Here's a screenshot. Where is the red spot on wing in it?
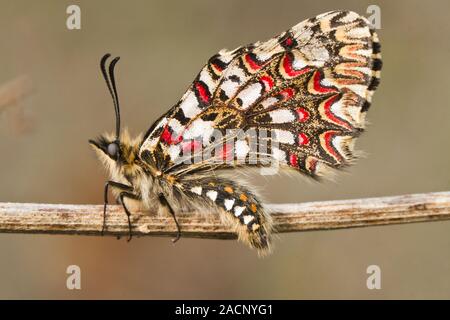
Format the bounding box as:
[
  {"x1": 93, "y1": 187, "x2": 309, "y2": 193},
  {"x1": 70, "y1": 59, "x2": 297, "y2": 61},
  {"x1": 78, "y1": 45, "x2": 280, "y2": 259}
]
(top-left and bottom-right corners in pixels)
[
  {"x1": 282, "y1": 53, "x2": 310, "y2": 77},
  {"x1": 296, "y1": 107, "x2": 310, "y2": 122},
  {"x1": 260, "y1": 75, "x2": 274, "y2": 91},
  {"x1": 279, "y1": 88, "x2": 295, "y2": 100},
  {"x1": 313, "y1": 71, "x2": 338, "y2": 94},
  {"x1": 245, "y1": 53, "x2": 263, "y2": 71},
  {"x1": 323, "y1": 95, "x2": 352, "y2": 130},
  {"x1": 212, "y1": 63, "x2": 223, "y2": 72},
  {"x1": 285, "y1": 37, "x2": 293, "y2": 46},
  {"x1": 161, "y1": 125, "x2": 182, "y2": 145},
  {"x1": 323, "y1": 131, "x2": 342, "y2": 161},
  {"x1": 160, "y1": 125, "x2": 172, "y2": 143},
  {"x1": 298, "y1": 133, "x2": 309, "y2": 145},
  {"x1": 289, "y1": 153, "x2": 298, "y2": 167},
  {"x1": 195, "y1": 82, "x2": 210, "y2": 104}
]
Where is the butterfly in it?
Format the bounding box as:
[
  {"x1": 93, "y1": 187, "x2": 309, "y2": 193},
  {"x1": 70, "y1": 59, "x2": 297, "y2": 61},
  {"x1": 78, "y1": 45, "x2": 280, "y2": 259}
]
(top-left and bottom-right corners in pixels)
[{"x1": 89, "y1": 10, "x2": 382, "y2": 256}]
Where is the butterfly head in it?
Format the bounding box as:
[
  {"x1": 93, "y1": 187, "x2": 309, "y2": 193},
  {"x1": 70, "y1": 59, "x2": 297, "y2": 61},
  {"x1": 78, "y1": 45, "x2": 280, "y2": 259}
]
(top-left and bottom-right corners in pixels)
[
  {"x1": 89, "y1": 130, "x2": 140, "y2": 166},
  {"x1": 89, "y1": 54, "x2": 140, "y2": 171},
  {"x1": 89, "y1": 133, "x2": 120, "y2": 161}
]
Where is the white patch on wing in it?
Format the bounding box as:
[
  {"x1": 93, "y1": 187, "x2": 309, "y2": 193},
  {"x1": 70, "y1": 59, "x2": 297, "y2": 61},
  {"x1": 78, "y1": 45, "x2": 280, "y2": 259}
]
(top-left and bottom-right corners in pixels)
[
  {"x1": 329, "y1": 98, "x2": 352, "y2": 125},
  {"x1": 347, "y1": 105, "x2": 363, "y2": 126},
  {"x1": 168, "y1": 118, "x2": 184, "y2": 136},
  {"x1": 168, "y1": 144, "x2": 181, "y2": 161},
  {"x1": 330, "y1": 99, "x2": 363, "y2": 126},
  {"x1": 292, "y1": 54, "x2": 308, "y2": 70},
  {"x1": 293, "y1": 27, "x2": 313, "y2": 43},
  {"x1": 345, "y1": 27, "x2": 370, "y2": 39},
  {"x1": 206, "y1": 190, "x2": 218, "y2": 201},
  {"x1": 301, "y1": 44, "x2": 329, "y2": 65},
  {"x1": 354, "y1": 48, "x2": 372, "y2": 57},
  {"x1": 269, "y1": 109, "x2": 296, "y2": 123},
  {"x1": 183, "y1": 118, "x2": 214, "y2": 140},
  {"x1": 224, "y1": 199, "x2": 235, "y2": 211},
  {"x1": 221, "y1": 79, "x2": 240, "y2": 98},
  {"x1": 180, "y1": 91, "x2": 201, "y2": 118},
  {"x1": 218, "y1": 49, "x2": 235, "y2": 63},
  {"x1": 271, "y1": 147, "x2": 287, "y2": 162},
  {"x1": 199, "y1": 69, "x2": 215, "y2": 89},
  {"x1": 190, "y1": 186, "x2": 202, "y2": 195},
  {"x1": 273, "y1": 129, "x2": 295, "y2": 144},
  {"x1": 236, "y1": 83, "x2": 262, "y2": 109},
  {"x1": 260, "y1": 97, "x2": 278, "y2": 109},
  {"x1": 253, "y1": 38, "x2": 281, "y2": 60},
  {"x1": 227, "y1": 65, "x2": 246, "y2": 79},
  {"x1": 221, "y1": 67, "x2": 246, "y2": 97},
  {"x1": 320, "y1": 77, "x2": 334, "y2": 87},
  {"x1": 252, "y1": 51, "x2": 272, "y2": 63},
  {"x1": 331, "y1": 135, "x2": 353, "y2": 160},
  {"x1": 233, "y1": 206, "x2": 246, "y2": 217},
  {"x1": 352, "y1": 66, "x2": 371, "y2": 75},
  {"x1": 346, "y1": 84, "x2": 367, "y2": 98},
  {"x1": 309, "y1": 46, "x2": 330, "y2": 63}
]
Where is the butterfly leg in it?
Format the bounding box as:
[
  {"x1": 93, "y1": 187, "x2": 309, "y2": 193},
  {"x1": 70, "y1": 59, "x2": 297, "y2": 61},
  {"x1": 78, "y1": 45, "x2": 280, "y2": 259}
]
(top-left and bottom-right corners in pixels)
[
  {"x1": 158, "y1": 193, "x2": 181, "y2": 243},
  {"x1": 118, "y1": 191, "x2": 140, "y2": 242},
  {"x1": 102, "y1": 181, "x2": 133, "y2": 235}
]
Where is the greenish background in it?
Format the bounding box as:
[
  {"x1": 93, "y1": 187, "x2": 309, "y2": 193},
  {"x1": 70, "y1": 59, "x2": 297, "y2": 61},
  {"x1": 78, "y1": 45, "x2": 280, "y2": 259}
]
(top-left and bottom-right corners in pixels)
[{"x1": 0, "y1": 0, "x2": 449, "y2": 299}]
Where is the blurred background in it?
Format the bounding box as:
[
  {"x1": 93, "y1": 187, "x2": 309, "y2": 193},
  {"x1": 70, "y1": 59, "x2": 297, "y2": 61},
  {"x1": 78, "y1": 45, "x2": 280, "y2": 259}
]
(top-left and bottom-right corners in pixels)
[{"x1": 0, "y1": 0, "x2": 449, "y2": 299}]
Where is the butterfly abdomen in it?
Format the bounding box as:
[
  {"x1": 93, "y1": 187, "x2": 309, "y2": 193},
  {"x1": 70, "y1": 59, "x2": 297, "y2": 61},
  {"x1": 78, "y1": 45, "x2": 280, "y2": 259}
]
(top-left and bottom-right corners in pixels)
[{"x1": 183, "y1": 176, "x2": 273, "y2": 255}]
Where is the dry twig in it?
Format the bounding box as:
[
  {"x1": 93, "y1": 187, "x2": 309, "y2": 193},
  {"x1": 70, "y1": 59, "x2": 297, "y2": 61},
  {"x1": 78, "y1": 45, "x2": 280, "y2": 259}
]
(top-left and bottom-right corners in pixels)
[{"x1": 0, "y1": 191, "x2": 449, "y2": 239}]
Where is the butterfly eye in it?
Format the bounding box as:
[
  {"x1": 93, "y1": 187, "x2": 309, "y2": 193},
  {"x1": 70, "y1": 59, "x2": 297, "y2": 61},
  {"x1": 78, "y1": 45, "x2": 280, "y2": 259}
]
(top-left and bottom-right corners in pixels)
[{"x1": 107, "y1": 142, "x2": 119, "y2": 158}]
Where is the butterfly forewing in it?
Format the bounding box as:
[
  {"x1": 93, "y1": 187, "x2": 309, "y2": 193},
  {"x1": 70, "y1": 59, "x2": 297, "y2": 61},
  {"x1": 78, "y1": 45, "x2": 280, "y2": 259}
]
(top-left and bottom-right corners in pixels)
[{"x1": 139, "y1": 10, "x2": 381, "y2": 179}]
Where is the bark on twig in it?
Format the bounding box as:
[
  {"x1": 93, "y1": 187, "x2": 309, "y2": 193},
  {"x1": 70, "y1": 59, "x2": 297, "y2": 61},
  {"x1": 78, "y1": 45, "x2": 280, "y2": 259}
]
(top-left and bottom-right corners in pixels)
[{"x1": 0, "y1": 192, "x2": 449, "y2": 239}]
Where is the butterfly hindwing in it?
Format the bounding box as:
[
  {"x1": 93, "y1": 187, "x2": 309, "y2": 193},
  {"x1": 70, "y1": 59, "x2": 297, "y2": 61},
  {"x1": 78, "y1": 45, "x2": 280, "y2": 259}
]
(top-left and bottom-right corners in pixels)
[{"x1": 139, "y1": 10, "x2": 381, "y2": 179}]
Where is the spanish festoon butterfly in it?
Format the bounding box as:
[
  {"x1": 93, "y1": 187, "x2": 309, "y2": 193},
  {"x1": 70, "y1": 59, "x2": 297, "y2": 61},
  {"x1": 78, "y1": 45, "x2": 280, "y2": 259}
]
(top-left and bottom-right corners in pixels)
[{"x1": 89, "y1": 11, "x2": 382, "y2": 256}]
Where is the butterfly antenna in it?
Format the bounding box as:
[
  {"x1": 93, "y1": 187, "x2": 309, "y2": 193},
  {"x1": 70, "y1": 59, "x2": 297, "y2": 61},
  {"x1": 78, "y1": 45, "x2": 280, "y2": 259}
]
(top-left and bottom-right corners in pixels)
[
  {"x1": 108, "y1": 56, "x2": 121, "y2": 140},
  {"x1": 100, "y1": 53, "x2": 121, "y2": 141}
]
